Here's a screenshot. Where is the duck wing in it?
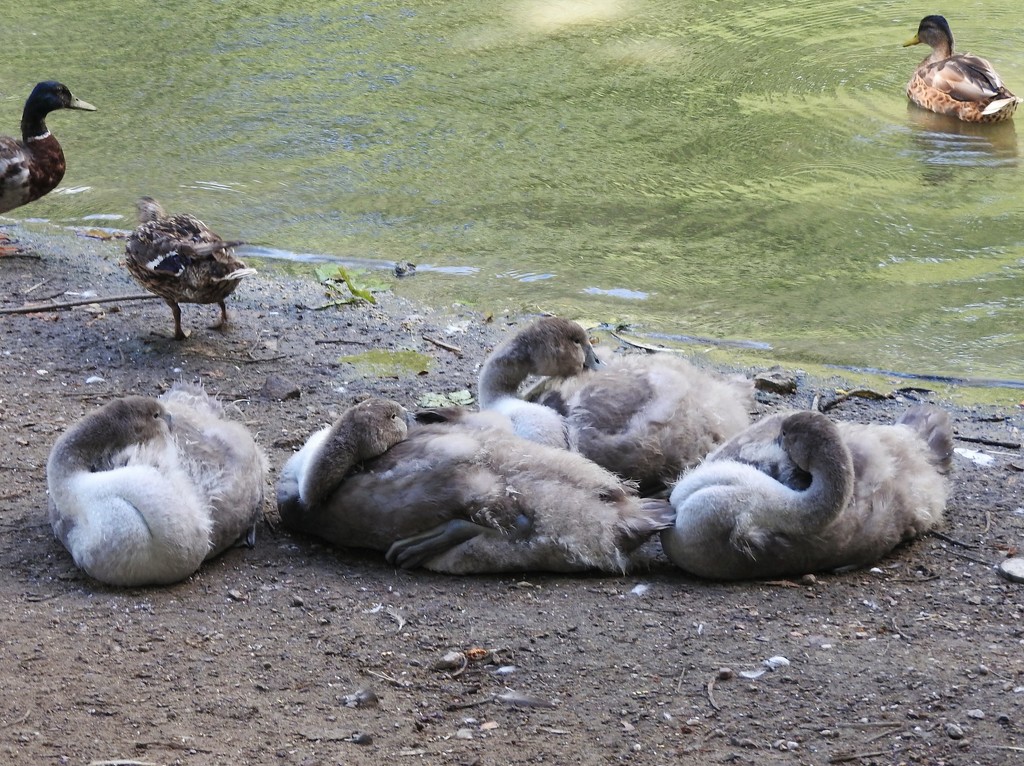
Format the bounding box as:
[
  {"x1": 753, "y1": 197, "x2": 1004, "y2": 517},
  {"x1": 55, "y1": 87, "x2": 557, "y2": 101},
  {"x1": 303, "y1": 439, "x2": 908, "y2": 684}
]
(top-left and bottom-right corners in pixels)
[{"x1": 922, "y1": 54, "x2": 1009, "y2": 102}]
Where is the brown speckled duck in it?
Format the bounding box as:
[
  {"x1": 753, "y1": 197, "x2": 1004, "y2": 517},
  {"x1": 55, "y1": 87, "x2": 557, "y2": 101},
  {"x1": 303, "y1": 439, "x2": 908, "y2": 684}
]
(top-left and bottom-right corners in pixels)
[
  {"x1": 661, "y1": 405, "x2": 953, "y2": 580},
  {"x1": 0, "y1": 81, "x2": 96, "y2": 253},
  {"x1": 277, "y1": 398, "x2": 674, "y2": 574},
  {"x1": 904, "y1": 15, "x2": 1021, "y2": 123},
  {"x1": 480, "y1": 317, "x2": 753, "y2": 493},
  {"x1": 124, "y1": 196, "x2": 256, "y2": 339},
  {"x1": 46, "y1": 384, "x2": 267, "y2": 587}
]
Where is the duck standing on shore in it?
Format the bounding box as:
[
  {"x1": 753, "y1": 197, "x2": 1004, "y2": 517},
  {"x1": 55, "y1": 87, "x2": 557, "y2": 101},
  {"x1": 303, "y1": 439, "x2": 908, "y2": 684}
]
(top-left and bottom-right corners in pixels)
[
  {"x1": 277, "y1": 398, "x2": 674, "y2": 574},
  {"x1": 904, "y1": 15, "x2": 1021, "y2": 123},
  {"x1": 47, "y1": 384, "x2": 267, "y2": 587},
  {"x1": 479, "y1": 317, "x2": 753, "y2": 493},
  {"x1": 124, "y1": 196, "x2": 256, "y2": 340},
  {"x1": 0, "y1": 81, "x2": 96, "y2": 254},
  {"x1": 661, "y1": 405, "x2": 953, "y2": 580}
]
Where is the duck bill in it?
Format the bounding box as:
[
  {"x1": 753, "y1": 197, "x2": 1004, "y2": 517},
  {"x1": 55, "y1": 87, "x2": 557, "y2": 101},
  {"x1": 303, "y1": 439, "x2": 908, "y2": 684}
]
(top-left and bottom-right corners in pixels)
[
  {"x1": 902, "y1": 34, "x2": 920, "y2": 47},
  {"x1": 69, "y1": 95, "x2": 97, "y2": 111}
]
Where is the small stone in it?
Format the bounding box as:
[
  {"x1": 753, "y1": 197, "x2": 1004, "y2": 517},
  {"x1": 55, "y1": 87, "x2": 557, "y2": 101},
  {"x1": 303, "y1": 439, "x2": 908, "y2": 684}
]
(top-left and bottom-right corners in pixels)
[
  {"x1": 945, "y1": 722, "x2": 965, "y2": 740},
  {"x1": 754, "y1": 369, "x2": 797, "y2": 394},
  {"x1": 717, "y1": 667, "x2": 734, "y2": 680},
  {"x1": 260, "y1": 373, "x2": 301, "y2": 401},
  {"x1": 455, "y1": 728, "x2": 474, "y2": 740},
  {"x1": 227, "y1": 589, "x2": 245, "y2": 602},
  {"x1": 997, "y1": 557, "x2": 1024, "y2": 584},
  {"x1": 966, "y1": 709, "x2": 984, "y2": 720},
  {"x1": 291, "y1": 595, "x2": 305, "y2": 607},
  {"x1": 348, "y1": 731, "x2": 373, "y2": 746},
  {"x1": 342, "y1": 689, "x2": 379, "y2": 709},
  {"x1": 800, "y1": 574, "x2": 817, "y2": 586}
]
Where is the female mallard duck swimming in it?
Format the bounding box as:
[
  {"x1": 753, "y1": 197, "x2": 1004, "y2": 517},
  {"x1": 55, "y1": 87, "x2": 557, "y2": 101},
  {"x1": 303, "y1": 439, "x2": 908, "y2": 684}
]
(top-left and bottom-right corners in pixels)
[
  {"x1": 47, "y1": 384, "x2": 267, "y2": 587},
  {"x1": 480, "y1": 317, "x2": 753, "y2": 493},
  {"x1": 124, "y1": 197, "x2": 256, "y2": 340},
  {"x1": 661, "y1": 405, "x2": 953, "y2": 580},
  {"x1": 276, "y1": 398, "x2": 674, "y2": 574},
  {"x1": 904, "y1": 15, "x2": 1021, "y2": 123},
  {"x1": 0, "y1": 81, "x2": 96, "y2": 253}
]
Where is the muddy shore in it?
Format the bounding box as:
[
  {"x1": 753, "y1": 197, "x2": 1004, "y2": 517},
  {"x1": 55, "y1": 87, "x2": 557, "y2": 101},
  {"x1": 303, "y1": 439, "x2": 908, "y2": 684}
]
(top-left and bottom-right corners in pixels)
[{"x1": 1, "y1": 223, "x2": 1022, "y2": 765}]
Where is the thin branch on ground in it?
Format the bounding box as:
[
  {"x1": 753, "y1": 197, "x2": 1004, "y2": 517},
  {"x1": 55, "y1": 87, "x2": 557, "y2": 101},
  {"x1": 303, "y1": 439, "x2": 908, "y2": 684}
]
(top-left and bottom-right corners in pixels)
[{"x1": 0, "y1": 293, "x2": 159, "y2": 315}]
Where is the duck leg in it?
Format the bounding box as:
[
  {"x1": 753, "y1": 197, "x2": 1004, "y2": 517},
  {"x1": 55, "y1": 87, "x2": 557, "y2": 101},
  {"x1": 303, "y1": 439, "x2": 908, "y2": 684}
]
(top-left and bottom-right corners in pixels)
[
  {"x1": 385, "y1": 519, "x2": 491, "y2": 570},
  {"x1": 166, "y1": 299, "x2": 188, "y2": 340},
  {"x1": 210, "y1": 300, "x2": 229, "y2": 331}
]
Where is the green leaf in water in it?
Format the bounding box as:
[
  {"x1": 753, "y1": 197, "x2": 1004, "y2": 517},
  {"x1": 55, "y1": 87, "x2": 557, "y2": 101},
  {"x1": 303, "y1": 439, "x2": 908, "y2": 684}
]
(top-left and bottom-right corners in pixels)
[
  {"x1": 314, "y1": 264, "x2": 385, "y2": 305},
  {"x1": 417, "y1": 389, "x2": 475, "y2": 408}
]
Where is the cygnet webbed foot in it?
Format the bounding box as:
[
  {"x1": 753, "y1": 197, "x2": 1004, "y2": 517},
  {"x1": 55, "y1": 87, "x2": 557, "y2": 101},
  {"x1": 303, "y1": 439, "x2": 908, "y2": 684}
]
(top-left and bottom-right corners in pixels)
[{"x1": 386, "y1": 514, "x2": 532, "y2": 570}]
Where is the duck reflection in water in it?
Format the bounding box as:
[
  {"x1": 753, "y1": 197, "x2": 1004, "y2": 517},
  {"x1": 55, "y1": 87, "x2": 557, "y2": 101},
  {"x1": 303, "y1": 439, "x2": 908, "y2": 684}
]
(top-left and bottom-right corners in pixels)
[{"x1": 906, "y1": 104, "x2": 1018, "y2": 177}]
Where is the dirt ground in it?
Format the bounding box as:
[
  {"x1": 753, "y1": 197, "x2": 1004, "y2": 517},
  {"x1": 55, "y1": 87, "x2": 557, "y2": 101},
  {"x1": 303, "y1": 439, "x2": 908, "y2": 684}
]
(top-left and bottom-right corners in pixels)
[{"x1": 1, "y1": 225, "x2": 1022, "y2": 766}]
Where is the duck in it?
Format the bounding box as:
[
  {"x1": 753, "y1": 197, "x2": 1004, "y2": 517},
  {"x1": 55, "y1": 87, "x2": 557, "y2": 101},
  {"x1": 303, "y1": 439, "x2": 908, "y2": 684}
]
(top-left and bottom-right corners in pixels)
[
  {"x1": 904, "y1": 15, "x2": 1021, "y2": 123},
  {"x1": 480, "y1": 317, "x2": 754, "y2": 493},
  {"x1": 0, "y1": 81, "x2": 96, "y2": 253},
  {"x1": 46, "y1": 383, "x2": 268, "y2": 587},
  {"x1": 276, "y1": 398, "x2": 675, "y2": 574},
  {"x1": 124, "y1": 196, "x2": 256, "y2": 340},
  {"x1": 661, "y1": 405, "x2": 953, "y2": 580}
]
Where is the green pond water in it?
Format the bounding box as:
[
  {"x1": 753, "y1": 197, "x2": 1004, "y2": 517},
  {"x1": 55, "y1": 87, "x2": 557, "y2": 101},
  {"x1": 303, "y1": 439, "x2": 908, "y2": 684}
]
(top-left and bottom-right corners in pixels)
[{"x1": 5, "y1": 0, "x2": 1023, "y2": 399}]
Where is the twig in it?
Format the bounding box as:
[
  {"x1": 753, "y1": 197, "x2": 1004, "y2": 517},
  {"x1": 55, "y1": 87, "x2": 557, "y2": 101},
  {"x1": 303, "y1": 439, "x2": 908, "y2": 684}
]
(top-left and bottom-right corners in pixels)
[
  {"x1": 21, "y1": 278, "x2": 51, "y2": 295},
  {"x1": 134, "y1": 740, "x2": 212, "y2": 753},
  {"x1": 705, "y1": 675, "x2": 720, "y2": 711},
  {"x1": 446, "y1": 695, "x2": 495, "y2": 711},
  {"x1": 865, "y1": 727, "x2": 903, "y2": 744},
  {"x1": 980, "y1": 745, "x2": 1024, "y2": 752},
  {"x1": 88, "y1": 761, "x2": 160, "y2": 766},
  {"x1": 365, "y1": 669, "x2": 412, "y2": 688},
  {"x1": 0, "y1": 710, "x2": 30, "y2": 729},
  {"x1": 829, "y1": 749, "x2": 897, "y2": 763},
  {"x1": 422, "y1": 335, "x2": 463, "y2": 355},
  {"x1": 954, "y1": 434, "x2": 1022, "y2": 450},
  {"x1": 835, "y1": 722, "x2": 902, "y2": 729},
  {"x1": 930, "y1": 531, "x2": 977, "y2": 549},
  {"x1": 0, "y1": 293, "x2": 159, "y2": 315},
  {"x1": 890, "y1": 618, "x2": 911, "y2": 642},
  {"x1": 944, "y1": 548, "x2": 995, "y2": 567},
  {"x1": 313, "y1": 337, "x2": 372, "y2": 345}
]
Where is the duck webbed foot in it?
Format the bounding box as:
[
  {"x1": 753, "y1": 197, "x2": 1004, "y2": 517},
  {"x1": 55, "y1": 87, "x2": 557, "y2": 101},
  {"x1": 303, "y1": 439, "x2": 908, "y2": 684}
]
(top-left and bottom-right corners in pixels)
[
  {"x1": 386, "y1": 520, "x2": 491, "y2": 569},
  {"x1": 385, "y1": 514, "x2": 532, "y2": 570}
]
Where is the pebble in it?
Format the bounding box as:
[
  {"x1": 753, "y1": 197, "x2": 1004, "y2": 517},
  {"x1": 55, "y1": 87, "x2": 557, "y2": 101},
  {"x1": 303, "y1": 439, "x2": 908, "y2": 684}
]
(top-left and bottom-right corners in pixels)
[
  {"x1": 997, "y1": 557, "x2": 1024, "y2": 584},
  {"x1": 342, "y1": 689, "x2": 379, "y2": 709},
  {"x1": 945, "y1": 722, "x2": 965, "y2": 740},
  {"x1": 260, "y1": 373, "x2": 301, "y2": 401},
  {"x1": 754, "y1": 369, "x2": 797, "y2": 394},
  {"x1": 966, "y1": 709, "x2": 984, "y2": 720}
]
